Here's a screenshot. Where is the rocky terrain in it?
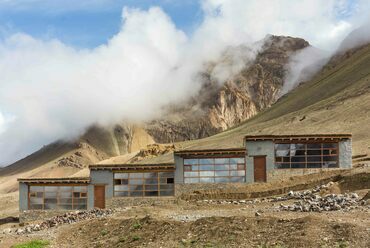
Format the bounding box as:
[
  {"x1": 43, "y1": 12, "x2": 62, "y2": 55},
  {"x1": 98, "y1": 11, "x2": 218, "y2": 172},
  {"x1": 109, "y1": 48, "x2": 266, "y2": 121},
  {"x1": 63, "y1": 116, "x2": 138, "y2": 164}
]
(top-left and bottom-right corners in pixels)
[{"x1": 146, "y1": 35, "x2": 311, "y2": 143}]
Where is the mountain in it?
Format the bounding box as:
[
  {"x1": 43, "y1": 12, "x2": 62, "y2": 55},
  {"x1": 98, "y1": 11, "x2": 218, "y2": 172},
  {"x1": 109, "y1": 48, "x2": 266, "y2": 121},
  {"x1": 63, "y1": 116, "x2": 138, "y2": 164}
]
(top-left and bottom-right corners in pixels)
[
  {"x1": 145, "y1": 35, "x2": 310, "y2": 143},
  {"x1": 136, "y1": 41, "x2": 370, "y2": 165}
]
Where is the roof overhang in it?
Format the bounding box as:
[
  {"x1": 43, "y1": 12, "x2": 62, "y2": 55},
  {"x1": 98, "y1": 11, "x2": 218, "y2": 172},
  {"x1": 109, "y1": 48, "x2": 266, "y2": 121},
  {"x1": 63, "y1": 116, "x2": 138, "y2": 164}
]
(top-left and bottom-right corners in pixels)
[
  {"x1": 174, "y1": 148, "x2": 246, "y2": 158},
  {"x1": 17, "y1": 177, "x2": 90, "y2": 184},
  {"x1": 89, "y1": 163, "x2": 175, "y2": 171},
  {"x1": 244, "y1": 134, "x2": 352, "y2": 143}
]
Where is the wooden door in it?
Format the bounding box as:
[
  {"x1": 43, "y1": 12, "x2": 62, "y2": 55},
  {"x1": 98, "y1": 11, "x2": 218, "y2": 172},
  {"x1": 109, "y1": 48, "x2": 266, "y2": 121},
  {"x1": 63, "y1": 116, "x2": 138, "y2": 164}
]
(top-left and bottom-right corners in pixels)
[
  {"x1": 254, "y1": 156, "x2": 267, "y2": 182},
  {"x1": 94, "y1": 185, "x2": 105, "y2": 209}
]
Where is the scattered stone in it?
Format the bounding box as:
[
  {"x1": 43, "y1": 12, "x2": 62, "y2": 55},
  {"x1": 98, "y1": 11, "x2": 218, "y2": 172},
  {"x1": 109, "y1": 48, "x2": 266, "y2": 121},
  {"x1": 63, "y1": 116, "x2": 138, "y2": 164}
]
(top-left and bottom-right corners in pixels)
[
  {"x1": 279, "y1": 193, "x2": 363, "y2": 212},
  {"x1": 255, "y1": 211, "x2": 261, "y2": 217},
  {"x1": 15, "y1": 208, "x2": 114, "y2": 235}
]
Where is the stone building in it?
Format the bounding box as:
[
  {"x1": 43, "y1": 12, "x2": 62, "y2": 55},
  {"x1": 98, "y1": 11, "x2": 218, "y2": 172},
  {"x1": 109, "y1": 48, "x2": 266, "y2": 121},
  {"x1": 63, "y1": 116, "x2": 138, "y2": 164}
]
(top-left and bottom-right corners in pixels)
[{"x1": 18, "y1": 134, "x2": 352, "y2": 212}]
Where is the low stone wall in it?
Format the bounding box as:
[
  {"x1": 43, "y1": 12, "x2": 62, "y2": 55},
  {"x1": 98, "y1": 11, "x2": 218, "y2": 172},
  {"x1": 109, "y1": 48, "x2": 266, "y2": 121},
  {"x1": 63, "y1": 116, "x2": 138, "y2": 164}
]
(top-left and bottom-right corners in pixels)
[
  {"x1": 267, "y1": 168, "x2": 345, "y2": 182},
  {"x1": 106, "y1": 197, "x2": 176, "y2": 208},
  {"x1": 19, "y1": 210, "x2": 71, "y2": 223},
  {"x1": 175, "y1": 183, "x2": 245, "y2": 197}
]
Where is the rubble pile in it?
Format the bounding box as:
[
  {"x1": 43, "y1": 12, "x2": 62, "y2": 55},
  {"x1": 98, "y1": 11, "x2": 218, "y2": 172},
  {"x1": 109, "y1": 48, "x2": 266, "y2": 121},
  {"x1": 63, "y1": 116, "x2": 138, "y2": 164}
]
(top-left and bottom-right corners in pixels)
[
  {"x1": 279, "y1": 193, "x2": 366, "y2": 212},
  {"x1": 11, "y1": 208, "x2": 113, "y2": 235}
]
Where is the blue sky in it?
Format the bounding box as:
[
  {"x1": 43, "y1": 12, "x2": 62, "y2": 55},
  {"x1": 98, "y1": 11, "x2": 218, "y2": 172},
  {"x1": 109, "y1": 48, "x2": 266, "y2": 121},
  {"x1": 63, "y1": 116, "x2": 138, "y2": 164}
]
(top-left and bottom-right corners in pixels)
[{"x1": 0, "y1": 0, "x2": 203, "y2": 48}]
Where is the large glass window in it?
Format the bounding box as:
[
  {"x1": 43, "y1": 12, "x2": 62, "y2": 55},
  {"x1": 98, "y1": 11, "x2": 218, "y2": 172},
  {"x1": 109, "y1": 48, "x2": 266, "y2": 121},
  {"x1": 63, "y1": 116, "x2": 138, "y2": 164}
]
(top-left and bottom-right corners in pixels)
[
  {"x1": 29, "y1": 185, "x2": 87, "y2": 210},
  {"x1": 183, "y1": 157, "x2": 246, "y2": 183},
  {"x1": 275, "y1": 142, "x2": 338, "y2": 169},
  {"x1": 114, "y1": 171, "x2": 174, "y2": 197}
]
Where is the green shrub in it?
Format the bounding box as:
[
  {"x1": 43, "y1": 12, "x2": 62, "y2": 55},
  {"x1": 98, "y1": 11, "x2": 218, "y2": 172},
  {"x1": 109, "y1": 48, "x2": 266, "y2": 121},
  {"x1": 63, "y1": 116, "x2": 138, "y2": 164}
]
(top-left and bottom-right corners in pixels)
[
  {"x1": 132, "y1": 235, "x2": 141, "y2": 241},
  {"x1": 12, "y1": 239, "x2": 50, "y2": 248}
]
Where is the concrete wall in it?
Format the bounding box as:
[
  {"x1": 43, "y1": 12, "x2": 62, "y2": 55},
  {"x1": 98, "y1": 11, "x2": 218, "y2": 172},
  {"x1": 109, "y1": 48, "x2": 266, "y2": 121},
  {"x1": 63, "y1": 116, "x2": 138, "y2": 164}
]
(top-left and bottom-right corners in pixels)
[
  {"x1": 174, "y1": 155, "x2": 184, "y2": 184},
  {"x1": 88, "y1": 170, "x2": 114, "y2": 209},
  {"x1": 339, "y1": 139, "x2": 352, "y2": 168},
  {"x1": 19, "y1": 182, "x2": 28, "y2": 211},
  {"x1": 245, "y1": 140, "x2": 275, "y2": 183}
]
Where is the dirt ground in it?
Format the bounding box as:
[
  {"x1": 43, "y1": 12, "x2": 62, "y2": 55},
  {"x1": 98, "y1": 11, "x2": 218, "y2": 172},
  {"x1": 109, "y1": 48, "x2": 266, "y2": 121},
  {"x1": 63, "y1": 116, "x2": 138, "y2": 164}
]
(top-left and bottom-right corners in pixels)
[
  {"x1": 0, "y1": 167, "x2": 369, "y2": 248},
  {"x1": 0, "y1": 197, "x2": 369, "y2": 248}
]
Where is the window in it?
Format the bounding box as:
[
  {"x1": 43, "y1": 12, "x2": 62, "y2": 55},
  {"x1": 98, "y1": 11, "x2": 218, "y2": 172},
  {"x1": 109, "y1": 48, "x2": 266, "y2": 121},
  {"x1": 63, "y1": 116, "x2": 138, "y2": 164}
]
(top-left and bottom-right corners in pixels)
[
  {"x1": 28, "y1": 185, "x2": 87, "y2": 210},
  {"x1": 183, "y1": 157, "x2": 246, "y2": 183},
  {"x1": 275, "y1": 142, "x2": 338, "y2": 169},
  {"x1": 114, "y1": 171, "x2": 175, "y2": 197}
]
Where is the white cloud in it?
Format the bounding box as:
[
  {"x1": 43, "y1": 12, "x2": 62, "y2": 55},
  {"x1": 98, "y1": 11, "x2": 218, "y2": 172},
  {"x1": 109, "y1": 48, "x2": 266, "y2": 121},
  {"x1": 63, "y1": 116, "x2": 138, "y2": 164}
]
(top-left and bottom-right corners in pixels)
[{"x1": 1, "y1": 1, "x2": 370, "y2": 165}]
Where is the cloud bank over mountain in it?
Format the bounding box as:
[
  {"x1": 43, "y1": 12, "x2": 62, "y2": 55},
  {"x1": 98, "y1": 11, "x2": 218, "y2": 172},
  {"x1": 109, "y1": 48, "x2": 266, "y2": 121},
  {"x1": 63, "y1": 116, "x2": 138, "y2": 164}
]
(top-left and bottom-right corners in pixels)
[{"x1": 0, "y1": 0, "x2": 370, "y2": 165}]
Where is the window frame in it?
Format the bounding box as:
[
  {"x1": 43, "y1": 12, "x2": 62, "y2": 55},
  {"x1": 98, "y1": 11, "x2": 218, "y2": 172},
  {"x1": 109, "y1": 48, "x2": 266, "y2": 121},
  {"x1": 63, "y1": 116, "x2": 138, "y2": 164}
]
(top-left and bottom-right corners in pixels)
[
  {"x1": 183, "y1": 156, "x2": 246, "y2": 184},
  {"x1": 274, "y1": 141, "x2": 339, "y2": 169},
  {"x1": 113, "y1": 170, "x2": 175, "y2": 197},
  {"x1": 27, "y1": 184, "x2": 88, "y2": 210}
]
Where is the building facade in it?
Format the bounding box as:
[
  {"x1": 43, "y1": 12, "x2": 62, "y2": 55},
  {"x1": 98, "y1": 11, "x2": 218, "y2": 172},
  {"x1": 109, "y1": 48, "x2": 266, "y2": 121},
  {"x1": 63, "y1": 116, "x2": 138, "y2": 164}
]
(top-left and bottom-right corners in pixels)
[{"x1": 18, "y1": 134, "x2": 352, "y2": 212}]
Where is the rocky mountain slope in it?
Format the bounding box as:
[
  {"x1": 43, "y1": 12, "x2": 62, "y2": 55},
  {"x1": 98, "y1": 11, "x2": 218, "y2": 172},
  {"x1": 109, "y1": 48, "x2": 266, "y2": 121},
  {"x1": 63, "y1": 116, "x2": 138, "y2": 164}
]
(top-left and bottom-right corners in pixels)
[
  {"x1": 145, "y1": 35, "x2": 310, "y2": 143},
  {"x1": 136, "y1": 40, "x2": 370, "y2": 166}
]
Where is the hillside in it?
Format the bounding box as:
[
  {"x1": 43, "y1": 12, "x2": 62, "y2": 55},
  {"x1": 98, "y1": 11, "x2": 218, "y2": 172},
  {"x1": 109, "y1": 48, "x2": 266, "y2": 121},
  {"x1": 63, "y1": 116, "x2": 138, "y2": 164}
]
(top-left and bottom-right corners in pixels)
[
  {"x1": 145, "y1": 35, "x2": 310, "y2": 142},
  {"x1": 135, "y1": 42, "x2": 370, "y2": 164}
]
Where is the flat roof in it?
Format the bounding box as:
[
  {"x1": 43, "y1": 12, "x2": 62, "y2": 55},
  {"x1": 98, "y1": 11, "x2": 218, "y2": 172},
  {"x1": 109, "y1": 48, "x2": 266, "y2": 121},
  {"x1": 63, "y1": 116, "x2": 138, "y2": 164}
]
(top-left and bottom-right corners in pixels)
[
  {"x1": 174, "y1": 148, "x2": 246, "y2": 157},
  {"x1": 89, "y1": 163, "x2": 175, "y2": 171},
  {"x1": 17, "y1": 177, "x2": 90, "y2": 184},
  {"x1": 244, "y1": 134, "x2": 352, "y2": 142}
]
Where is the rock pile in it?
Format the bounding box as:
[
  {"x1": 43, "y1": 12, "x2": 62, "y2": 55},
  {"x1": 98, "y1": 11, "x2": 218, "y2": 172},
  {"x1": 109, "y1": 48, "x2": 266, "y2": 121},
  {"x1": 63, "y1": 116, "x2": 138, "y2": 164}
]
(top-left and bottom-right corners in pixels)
[
  {"x1": 11, "y1": 208, "x2": 113, "y2": 235},
  {"x1": 279, "y1": 193, "x2": 366, "y2": 212}
]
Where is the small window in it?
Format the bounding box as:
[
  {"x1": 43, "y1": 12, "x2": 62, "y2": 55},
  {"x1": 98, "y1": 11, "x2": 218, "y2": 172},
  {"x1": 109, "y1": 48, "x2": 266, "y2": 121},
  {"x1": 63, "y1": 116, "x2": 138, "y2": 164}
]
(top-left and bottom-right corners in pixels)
[{"x1": 167, "y1": 178, "x2": 174, "y2": 184}]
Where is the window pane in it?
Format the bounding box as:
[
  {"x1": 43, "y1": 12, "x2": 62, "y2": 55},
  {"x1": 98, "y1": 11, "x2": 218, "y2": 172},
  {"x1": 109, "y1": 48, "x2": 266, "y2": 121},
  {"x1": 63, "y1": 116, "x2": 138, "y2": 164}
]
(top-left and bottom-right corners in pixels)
[
  {"x1": 215, "y1": 158, "x2": 229, "y2": 164},
  {"x1": 215, "y1": 171, "x2": 229, "y2": 177},
  {"x1": 60, "y1": 192, "x2": 72, "y2": 198},
  {"x1": 307, "y1": 143, "x2": 322, "y2": 149},
  {"x1": 199, "y1": 165, "x2": 214, "y2": 171},
  {"x1": 230, "y1": 170, "x2": 245, "y2": 176},
  {"x1": 145, "y1": 185, "x2": 158, "y2": 190},
  {"x1": 275, "y1": 163, "x2": 290, "y2": 169},
  {"x1": 307, "y1": 163, "x2": 322, "y2": 168},
  {"x1": 200, "y1": 177, "x2": 214, "y2": 183},
  {"x1": 114, "y1": 173, "x2": 128, "y2": 179},
  {"x1": 145, "y1": 178, "x2": 158, "y2": 184},
  {"x1": 230, "y1": 177, "x2": 244, "y2": 182},
  {"x1": 199, "y1": 159, "x2": 214, "y2": 165},
  {"x1": 215, "y1": 177, "x2": 230, "y2": 183},
  {"x1": 230, "y1": 158, "x2": 245, "y2": 164},
  {"x1": 30, "y1": 186, "x2": 43, "y2": 192},
  {"x1": 200, "y1": 171, "x2": 214, "y2": 177},
  {"x1": 130, "y1": 173, "x2": 143, "y2": 179},
  {"x1": 184, "y1": 172, "x2": 198, "y2": 177},
  {"x1": 307, "y1": 156, "x2": 322, "y2": 162},
  {"x1": 307, "y1": 150, "x2": 321, "y2": 155},
  {"x1": 114, "y1": 185, "x2": 128, "y2": 191},
  {"x1": 184, "y1": 159, "x2": 198, "y2": 165},
  {"x1": 184, "y1": 178, "x2": 199, "y2": 183},
  {"x1": 130, "y1": 191, "x2": 144, "y2": 197},
  {"x1": 73, "y1": 186, "x2": 87, "y2": 192},
  {"x1": 115, "y1": 191, "x2": 129, "y2": 197},
  {"x1": 291, "y1": 163, "x2": 305, "y2": 168},
  {"x1": 145, "y1": 191, "x2": 159, "y2": 196},
  {"x1": 214, "y1": 164, "x2": 229, "y2": 170},
  {"x1": 144, "y1": 172, "x2": 157, "y2": 178},
  {"x1": 323, "y1": 143, "x2": 337, "y2": 148}
]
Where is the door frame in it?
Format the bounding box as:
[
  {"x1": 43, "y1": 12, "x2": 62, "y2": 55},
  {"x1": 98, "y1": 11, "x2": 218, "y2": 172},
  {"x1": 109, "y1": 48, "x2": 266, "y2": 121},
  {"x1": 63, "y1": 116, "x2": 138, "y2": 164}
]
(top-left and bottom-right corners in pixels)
[
  {"x1": 94, "y1": 184, "x2": 106, "y2": 209},
  {"x1": 253, "y1": 155, "x2": 267, "y2": 183}
]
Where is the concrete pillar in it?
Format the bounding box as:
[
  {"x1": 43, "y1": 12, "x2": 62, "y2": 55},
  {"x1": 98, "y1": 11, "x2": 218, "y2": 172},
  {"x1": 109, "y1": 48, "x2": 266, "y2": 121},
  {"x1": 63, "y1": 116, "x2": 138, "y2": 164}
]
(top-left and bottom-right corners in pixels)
[
  {"x1": 339, "y1": 139, "x2": 352, "y2": 168},
  {"x1": 174, "y1": 155, "x2": 184, "y2": 184},
  {"x1": 19, "y1": 182, "x2": 28, "y2": 211}
]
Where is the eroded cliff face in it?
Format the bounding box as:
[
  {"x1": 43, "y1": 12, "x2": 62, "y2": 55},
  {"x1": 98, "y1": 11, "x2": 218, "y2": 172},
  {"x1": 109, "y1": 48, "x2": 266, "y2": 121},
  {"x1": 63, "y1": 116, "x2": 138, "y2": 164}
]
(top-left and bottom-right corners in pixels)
[{"x1": 146, "y1": 35, "x2": 310, "y2": 143}]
